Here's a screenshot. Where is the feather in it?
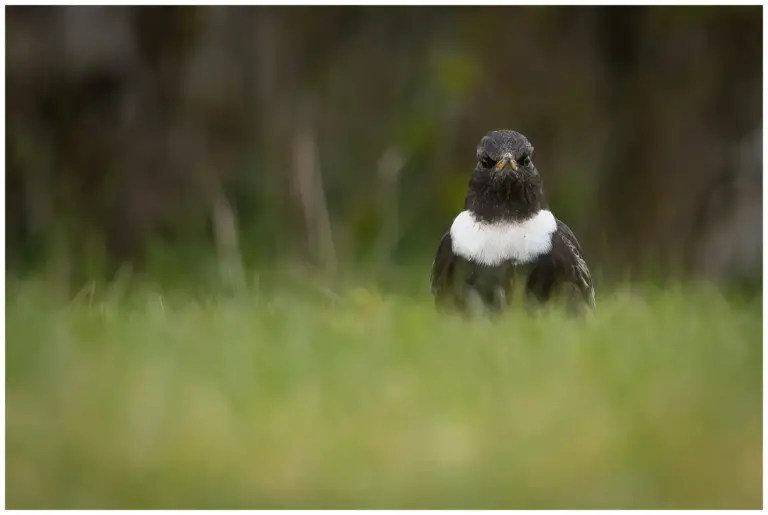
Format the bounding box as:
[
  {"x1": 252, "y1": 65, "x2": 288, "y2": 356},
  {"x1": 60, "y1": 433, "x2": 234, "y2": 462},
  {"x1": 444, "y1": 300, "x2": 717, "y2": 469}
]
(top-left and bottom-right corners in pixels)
[{"x1": 430, "y1": 232, "x2": 456, "y2": 299}]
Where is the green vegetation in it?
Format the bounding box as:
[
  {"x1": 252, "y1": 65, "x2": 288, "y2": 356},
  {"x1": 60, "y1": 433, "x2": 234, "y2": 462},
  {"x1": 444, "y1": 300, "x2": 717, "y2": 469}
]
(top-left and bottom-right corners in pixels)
[{"x1": 6, "y1": 277, "x2": 762, "y2": 509}]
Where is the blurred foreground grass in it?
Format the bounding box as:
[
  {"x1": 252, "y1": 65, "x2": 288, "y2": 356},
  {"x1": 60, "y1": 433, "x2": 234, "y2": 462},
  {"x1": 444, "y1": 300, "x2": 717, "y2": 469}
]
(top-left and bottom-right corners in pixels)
[{"x1": 6, "y1": 276, "x2": 762, "y2": 509}]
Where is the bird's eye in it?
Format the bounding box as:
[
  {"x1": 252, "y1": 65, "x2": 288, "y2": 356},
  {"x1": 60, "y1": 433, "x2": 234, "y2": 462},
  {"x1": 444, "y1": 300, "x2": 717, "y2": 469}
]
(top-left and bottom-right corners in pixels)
[
  {"x1": 481, "y1": 156, "x2": 496, "y2": 168},
  {"x1": 518, "y1": 154, "x2": 532, "y2": 167}
]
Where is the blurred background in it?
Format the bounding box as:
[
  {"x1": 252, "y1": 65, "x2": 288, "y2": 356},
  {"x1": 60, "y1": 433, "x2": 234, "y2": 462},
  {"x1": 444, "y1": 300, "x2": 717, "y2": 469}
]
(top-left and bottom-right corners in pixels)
[
  {"x1": 6, "y1": 5, "x2": 763, "y2": 295},
  {"x1": 5, "y1": 7, "x2": 764, "y2": 509}
]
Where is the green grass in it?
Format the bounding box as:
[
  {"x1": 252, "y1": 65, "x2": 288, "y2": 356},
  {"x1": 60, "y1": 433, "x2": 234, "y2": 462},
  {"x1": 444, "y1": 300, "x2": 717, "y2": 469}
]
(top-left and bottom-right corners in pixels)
[{"x1": 6, "y1": 277, "x2": 763, "y2": 509}]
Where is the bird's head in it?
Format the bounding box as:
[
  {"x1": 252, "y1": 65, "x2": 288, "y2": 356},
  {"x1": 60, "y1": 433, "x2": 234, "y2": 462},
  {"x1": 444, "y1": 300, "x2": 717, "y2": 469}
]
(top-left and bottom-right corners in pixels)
[
  {"x1": 475, "y1": 129, "x2": 537, "y2": 181},
  {"x1": 465, "y1": 129, "x2": 546, "y2": 221}
]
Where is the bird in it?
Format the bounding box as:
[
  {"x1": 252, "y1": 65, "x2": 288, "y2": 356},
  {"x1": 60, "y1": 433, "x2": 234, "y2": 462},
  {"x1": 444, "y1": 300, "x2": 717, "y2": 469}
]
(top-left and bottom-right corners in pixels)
[{"x1": 430, "y1": 129, "x2": 595, "y2": 315}]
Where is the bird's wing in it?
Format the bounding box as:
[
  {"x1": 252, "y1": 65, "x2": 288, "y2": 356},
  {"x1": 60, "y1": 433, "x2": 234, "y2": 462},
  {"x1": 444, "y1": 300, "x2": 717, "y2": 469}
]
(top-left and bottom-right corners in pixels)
[
  {"x1": 430, "y1": 231, "x2": 457, "y2": 299},
  {"x1": 554, "y1": 218, "x2": 595, "y2": 307},
  {"x1": 556, "y1": 218, "x2": 583, "y2": 254}
]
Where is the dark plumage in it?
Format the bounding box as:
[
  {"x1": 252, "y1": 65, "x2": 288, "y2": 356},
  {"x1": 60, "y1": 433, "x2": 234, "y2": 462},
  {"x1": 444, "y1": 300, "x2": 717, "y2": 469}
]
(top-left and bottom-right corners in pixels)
[{"x1": 430, "y1": 129, "x2": 595, "y2": 315}]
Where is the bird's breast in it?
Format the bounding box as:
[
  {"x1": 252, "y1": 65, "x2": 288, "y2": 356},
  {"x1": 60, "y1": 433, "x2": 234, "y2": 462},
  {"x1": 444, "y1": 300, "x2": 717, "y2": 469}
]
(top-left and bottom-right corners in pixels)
[{"x1": 450, "y1": 209, "x2": 557, "y2": 266}]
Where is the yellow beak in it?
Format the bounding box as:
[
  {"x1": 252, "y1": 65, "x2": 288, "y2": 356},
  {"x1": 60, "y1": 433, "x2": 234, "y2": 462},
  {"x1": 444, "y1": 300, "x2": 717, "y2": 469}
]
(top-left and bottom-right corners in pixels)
[{"x1": 496, "y1": 154, "x2": 518, "y2": 171}]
